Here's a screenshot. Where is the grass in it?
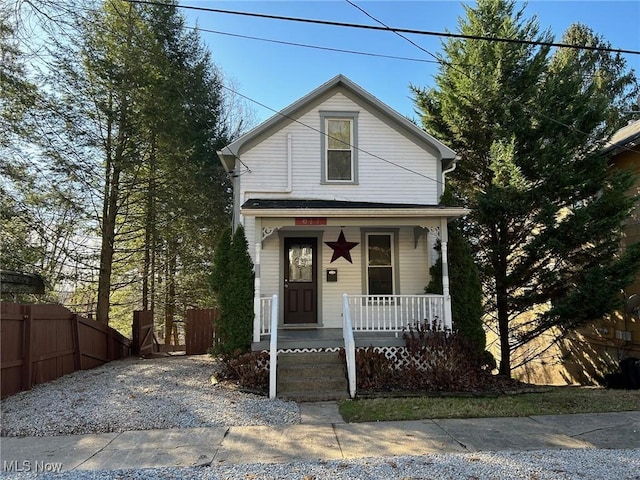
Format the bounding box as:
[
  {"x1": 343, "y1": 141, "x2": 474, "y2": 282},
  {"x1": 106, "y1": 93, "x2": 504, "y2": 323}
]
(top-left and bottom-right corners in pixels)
[{"x1": 338, "y1": 386, "x2": 640, "y2": 423}]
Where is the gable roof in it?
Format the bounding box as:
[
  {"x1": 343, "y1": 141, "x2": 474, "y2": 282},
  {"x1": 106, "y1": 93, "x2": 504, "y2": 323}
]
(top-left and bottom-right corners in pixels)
[{"x1": 217, "y1": 74, "x2": 457, "y2": 172}]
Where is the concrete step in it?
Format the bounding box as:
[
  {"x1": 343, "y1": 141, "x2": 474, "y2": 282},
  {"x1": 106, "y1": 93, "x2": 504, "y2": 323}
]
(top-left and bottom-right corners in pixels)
[
  {"x1": 278, "y1": 376, "x2": 347, "y2": 392},
  {"x1": 277, "y1": 352, "x2": 343, "y2": 366},
  {"x1": 276, "y1": 352, "x2": 348, "y2": 401},
  {"x1": 278, "y1": 390, "x2": 350, "y2": 402}
]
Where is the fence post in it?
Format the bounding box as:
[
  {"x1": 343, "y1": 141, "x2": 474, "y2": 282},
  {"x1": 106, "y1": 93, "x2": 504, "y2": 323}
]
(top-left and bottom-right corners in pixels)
[
  {"x1": 21, "y1": 305, "x2": 33, "y2": 392},
  {"x1": 107, "y1": 324, "x2": 113, "y2": 361},
  {"x1": 71, "y1": 314, "x2": 82, "y2": 370}
]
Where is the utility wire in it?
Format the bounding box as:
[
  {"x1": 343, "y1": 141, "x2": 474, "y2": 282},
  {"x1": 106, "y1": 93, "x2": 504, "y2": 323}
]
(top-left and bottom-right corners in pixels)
[
  {"x1": 192, "y1": 26, "x2": 442, "y2": 64},
  {"x1": 124, "y1": 0, "x2": 640, "y2": 56},
  {"x1": 345, "y1": 0, "x2": 639, "y2": 156}
]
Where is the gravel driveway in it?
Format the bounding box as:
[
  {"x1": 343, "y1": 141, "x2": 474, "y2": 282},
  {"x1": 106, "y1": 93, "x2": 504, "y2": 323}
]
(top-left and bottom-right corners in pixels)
[{"x1": 1, "y1": 355, "x2": 299, "y2": 437}]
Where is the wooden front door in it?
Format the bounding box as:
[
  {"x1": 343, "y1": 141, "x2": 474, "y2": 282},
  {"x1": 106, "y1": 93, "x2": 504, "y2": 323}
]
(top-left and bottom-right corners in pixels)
[{"x1": 284, "y1": 237, "x2": 318, "y2": 324}]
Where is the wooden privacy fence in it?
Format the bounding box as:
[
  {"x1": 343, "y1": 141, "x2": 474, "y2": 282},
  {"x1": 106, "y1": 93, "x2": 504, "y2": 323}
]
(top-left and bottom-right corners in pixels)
[
  {"x1": 132, "y1": 310, "x2": 154, "y2": 356},
  {"x1": 1, "y1": 303, "x2": 130, "y2": 399},
  {"x1": 185, "y1": 308, "x2": 218, "y2": 355}
]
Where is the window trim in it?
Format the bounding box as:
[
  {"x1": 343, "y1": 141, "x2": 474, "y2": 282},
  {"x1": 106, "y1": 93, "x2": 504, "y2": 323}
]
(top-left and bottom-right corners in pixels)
[
  {"x1": 320, "y1": 111, "x2": 359, "y2": 184},
  {"x1": 361, "y1": 229, "x2": 400, "y2": 297}
]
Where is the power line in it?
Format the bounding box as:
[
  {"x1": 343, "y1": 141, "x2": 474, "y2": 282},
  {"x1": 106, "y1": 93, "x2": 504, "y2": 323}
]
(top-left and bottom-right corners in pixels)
[
  {"x1": 192, "y1": 26, "x2": 442, "y2": 64},
  {"x1": 124, "y1": 0, "x2": 640, "y2": 56},
  {"x1": 345, "y1": 0, "x2": 639, "y2": 156}
]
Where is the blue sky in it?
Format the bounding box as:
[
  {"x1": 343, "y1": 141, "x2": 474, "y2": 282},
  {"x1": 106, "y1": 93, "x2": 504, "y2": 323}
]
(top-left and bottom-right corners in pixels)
[{"x1": 182, "y1": 1, "x2": 640, "y2": 125}]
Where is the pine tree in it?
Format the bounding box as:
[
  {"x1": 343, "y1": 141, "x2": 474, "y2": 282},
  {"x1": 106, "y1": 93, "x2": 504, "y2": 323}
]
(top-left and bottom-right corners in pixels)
[{"x1": 413, "y1": 0, "x2": 640, "y2": 375}]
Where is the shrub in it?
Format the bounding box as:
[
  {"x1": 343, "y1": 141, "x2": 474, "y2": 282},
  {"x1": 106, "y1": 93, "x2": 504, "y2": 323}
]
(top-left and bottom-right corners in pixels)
[
  {"x1": 401, "y1": 320, "x2": 489, "y2": 392},
  {"x1": 218, "y1": 351, "x2": 268, "y2": 393},
  {"x1": 353, "y1": 320, "x2": 496, "y2": 394},
  {"x1": 342, "y1": 347, "x2": 394, "y2": 391},
  {"x1": 211, "y1": 224, "x2": 254, "y2": 356}
]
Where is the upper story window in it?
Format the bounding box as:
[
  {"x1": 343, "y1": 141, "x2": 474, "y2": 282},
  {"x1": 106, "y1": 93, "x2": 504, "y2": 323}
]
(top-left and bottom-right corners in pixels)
[{"x1": 320, "y1": 111, "x2": 358, "y2": 184}]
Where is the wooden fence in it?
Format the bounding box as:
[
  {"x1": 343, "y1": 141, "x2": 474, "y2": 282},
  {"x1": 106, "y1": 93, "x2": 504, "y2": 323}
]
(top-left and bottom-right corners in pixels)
[
  {"x1": 185, "y1": 308, "x2": 218, "y2": 355},
  {"x1": 1, "y1": 303, "x2": 130, "y2": 398},
  {"x1": 132, "y1": 310, "x2": 154, "y2": 356}
]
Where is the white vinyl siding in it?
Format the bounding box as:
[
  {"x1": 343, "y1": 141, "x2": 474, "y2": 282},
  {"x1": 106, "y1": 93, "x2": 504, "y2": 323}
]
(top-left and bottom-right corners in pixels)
[
  {"x1": 319, "y1": 226, "x2": 362, "y2": 327},
  {"x1": 237, "y1": 91, "x2": 440, "y2": 208}
]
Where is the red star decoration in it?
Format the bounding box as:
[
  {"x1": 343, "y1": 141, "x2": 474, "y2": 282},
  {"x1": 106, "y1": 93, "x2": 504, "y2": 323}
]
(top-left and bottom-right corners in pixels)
[{"x1": 325, "y1": 230, "x2": 359, "y2": 263}]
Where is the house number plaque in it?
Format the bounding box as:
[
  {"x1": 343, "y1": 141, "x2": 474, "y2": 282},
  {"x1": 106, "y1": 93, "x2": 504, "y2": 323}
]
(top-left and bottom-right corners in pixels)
[{"x1": 295, "y1": 217, "x2": 327, "y2": 226}]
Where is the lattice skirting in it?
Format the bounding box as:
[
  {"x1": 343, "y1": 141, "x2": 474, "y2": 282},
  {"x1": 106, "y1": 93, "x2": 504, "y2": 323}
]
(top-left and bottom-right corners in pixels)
[
  {"x1": 260, "y1": 346, "x2": 441, "y2": 371},
  {"x1": 359, "y1": 346, "x2": 448, "y2": 371}
]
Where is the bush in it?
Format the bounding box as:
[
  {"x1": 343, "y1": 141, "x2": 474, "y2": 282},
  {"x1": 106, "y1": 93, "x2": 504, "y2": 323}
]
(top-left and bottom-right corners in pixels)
[
  {"x1": 217, "y1": 351, "x2": 268, "y2": 393},
  {"x1": 353, "y1": 320, "x2": 496, "y2": 394},
  {"x1": 211, "y1": 224, "x2": 254, "y2": 356},
  {"x1": 341, "y1": 347, "x2": 394, "y2": 391},
  {"x1": 401, "y1": 321, "x2": 488, "y2": 391}
]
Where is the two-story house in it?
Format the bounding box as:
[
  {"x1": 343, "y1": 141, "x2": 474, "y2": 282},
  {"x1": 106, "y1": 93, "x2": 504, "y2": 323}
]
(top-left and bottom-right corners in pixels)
[{"x1": 217, "y1": 75, "x2": 468, "y2": 398}]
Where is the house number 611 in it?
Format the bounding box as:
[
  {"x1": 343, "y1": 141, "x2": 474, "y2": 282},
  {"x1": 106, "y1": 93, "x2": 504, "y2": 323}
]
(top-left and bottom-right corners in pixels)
[{"x1": 295, "y1": 218, "x2": 327, "y2": 226}]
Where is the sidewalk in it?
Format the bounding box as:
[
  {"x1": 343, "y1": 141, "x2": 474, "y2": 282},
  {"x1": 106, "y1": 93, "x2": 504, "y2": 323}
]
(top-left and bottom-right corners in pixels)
[{"x1": 1, "y1": 404, "x2": 638, "y2": 472}]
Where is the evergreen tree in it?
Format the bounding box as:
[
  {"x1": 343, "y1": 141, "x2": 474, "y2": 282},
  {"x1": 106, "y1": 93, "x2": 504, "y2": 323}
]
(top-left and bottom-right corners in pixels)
[
  {"x1": 214, "y1": 224, "x2": 254, "y2": 356},
  {"x1": 413, "y1": 0, "x2": 640, "y2": 375},
  {"x1": 211, "y1": 227, "x2": 232, "y2": 298},
  {"x1": 1, "y1": 4, "x2": 93, "y2": 304},
  {"x1": 426, "y1": 221, "x2": 486, "y2": 355}
]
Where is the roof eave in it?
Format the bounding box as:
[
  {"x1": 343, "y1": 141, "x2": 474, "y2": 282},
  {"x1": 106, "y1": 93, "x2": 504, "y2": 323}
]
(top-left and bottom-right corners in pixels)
[
  {"x1": 216, "y1": 148, "x2": 235, "y2": 173},
  {"x1": 240, "y1": 206, "x2": 470, "y2": 218}
]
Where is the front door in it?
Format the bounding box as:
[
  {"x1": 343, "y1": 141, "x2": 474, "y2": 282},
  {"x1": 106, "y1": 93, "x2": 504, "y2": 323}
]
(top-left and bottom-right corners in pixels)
[{"x1": 284, "y1": 237, "x2": 317, "y2": 324}]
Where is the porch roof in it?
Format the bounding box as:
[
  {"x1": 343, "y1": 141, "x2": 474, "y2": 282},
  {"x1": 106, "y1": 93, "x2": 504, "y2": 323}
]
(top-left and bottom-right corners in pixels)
[{"x1": 241, "y1": 199, "x2": 469, "y2": 218}]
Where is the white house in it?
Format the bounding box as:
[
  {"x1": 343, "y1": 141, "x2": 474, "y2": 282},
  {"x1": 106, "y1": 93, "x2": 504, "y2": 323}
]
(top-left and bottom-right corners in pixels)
[{"x1": 217, "y1": 75, "x2": 468, "y2": 398}]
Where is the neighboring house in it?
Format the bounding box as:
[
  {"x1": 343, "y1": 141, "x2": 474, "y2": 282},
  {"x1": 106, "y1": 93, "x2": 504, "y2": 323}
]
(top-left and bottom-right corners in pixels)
[
  {"x1": 586, "y1": 120, "x2": 640, "y2": 358},
  {"x1": 513, "y1": 120, "x2": 640, "y2": 385},
  {"x1": 217, "y1": 75, "x2": 468, "y2": 398}
]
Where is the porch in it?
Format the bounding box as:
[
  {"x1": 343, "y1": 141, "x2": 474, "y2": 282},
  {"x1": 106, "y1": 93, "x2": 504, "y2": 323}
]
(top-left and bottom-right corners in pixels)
[
  {"x1": 252, "y1": 327, "x2": 407, "y2": 351},
  {"x1": 257, "y1": 293, "x2": 447, "y2": 399},
  {"x1": 253, "y1": 293, "x2": 447, "y2": 350}
]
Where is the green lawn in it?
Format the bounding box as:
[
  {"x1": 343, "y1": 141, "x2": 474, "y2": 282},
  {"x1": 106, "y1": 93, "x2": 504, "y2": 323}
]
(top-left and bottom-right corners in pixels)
[{"x1": 338, "y1": 387, "x2": 640, "y2": 423}]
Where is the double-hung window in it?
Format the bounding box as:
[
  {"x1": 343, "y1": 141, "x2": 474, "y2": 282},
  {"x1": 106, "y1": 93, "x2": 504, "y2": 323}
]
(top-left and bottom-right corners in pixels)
[
  {"x1": 366, "y1": 233, "x2": 395, "y2": 295},
  {"x1": 321, "y1": 112, "x2": 358, "y2": 184}
]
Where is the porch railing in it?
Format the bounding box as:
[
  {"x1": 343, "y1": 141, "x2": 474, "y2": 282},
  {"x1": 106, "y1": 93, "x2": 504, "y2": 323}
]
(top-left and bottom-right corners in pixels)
[
  {"x1": 268, "y1": 294, "x2": 279, "y2": 399},
  {"x1": 342, "y1": 294, "x2": 356, "y2": 398},
  {"x1": 259, "y1": 295, "x2": 275, "y2": 337},
  {"x1": 345, "y1": 294, "x2": 446, "y2": 333}
]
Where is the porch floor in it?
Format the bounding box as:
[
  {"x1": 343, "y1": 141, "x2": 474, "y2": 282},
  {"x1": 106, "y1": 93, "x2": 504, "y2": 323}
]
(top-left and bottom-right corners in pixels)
[{"x1": 252, "y1": 328, "x2": 406, "y2": 351}]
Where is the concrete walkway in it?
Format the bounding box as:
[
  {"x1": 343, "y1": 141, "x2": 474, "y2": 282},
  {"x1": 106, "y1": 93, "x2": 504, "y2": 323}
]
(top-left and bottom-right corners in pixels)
[{"x1": 1, "y1": 404, "x2": 639, "y2": 472}]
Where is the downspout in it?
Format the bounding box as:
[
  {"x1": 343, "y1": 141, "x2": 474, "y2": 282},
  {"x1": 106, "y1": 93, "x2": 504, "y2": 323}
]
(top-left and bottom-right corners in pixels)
[
  {"x1": 441, "y1": 156, "x2": 460, "y2": 198},
  {"x1": 440, "y1": 156, "x2": 459, "y2": 331}
]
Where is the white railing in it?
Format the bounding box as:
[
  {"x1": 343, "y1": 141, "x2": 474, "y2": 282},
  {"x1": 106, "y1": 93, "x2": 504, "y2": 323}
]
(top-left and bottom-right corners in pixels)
[
  {"x1": 345, "y1": 294, "x2": 446, "y2": 333},
  {"x1": 268, "y1": 293, "x2": 278, "y2": 399},
  {"x1": 342, "y1": 293, "x2": 357, "y2": 399},
  {"x1": 259, "y1": 295, "x2": 275, "y2": 336}
]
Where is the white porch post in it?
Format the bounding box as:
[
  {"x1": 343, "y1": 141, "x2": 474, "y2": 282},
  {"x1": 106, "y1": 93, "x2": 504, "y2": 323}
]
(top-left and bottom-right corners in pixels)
[
  {"x1": 440, "y1": 218, "x2": 453, "y2": 331},
  {"x1": 253, "y1": 218, "x2": 262, "y2": 343}
]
